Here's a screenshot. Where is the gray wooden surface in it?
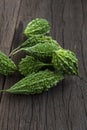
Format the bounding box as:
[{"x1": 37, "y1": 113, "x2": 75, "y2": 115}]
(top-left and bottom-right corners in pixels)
[{"x1": 0, "y1": 0, "x2": 87, "y2": 130}]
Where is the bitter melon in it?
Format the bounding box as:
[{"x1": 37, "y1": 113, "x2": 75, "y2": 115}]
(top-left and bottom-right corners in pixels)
[
  {"x1": 24, "y1": 18, "x2": 50, "y2": 37},
  {"x1": 2, "y1": 70, "x2": 64, "y2": 94},
  {"x1": 52, "y1": 49, "x2": 79, "y2": 75},
  {"x1": 0, "y1": 51, "x2": 17, "y2": 75},
  {"x1": 20, "y1": 42, "x2": 61, "y2": 62},
  {"x1": 16, "y1": 35, "x2": 61, "y2": 48},
  {"x1": 18, "y1": 55, "x2": 52, "y2": 76},
  {"x1": 10, "y1": 35, "x2": 61, "y2": 56}
]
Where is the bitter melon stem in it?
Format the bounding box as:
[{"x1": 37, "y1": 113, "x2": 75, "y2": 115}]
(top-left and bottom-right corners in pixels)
[
  {"x1": 9, "y1": 48, "x2": 25, "y2": 56},
  {"x1": 9, "y1": 46, "x2": 21, "y2": 57},
  {"x1": 0, "y1": 89, "x2": 7, "y2": 92}
]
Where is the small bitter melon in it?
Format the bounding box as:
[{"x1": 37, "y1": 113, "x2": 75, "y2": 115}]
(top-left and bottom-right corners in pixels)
[
  {"x1": 0, "y1": 51, "x2": 17, "y2": 75},
  {"x1": 24, "y1": 18, "x2": 50, "y2": 37},
  {"x1": 9, "y1": 35, "x2": 61, "y2": 56},
  {"x1": 52, "y1": 49, "x2": 79, "y2": 75},
  {"x1": 20, "y1": 42, "x2": 61, "y2": 62},
  {"x1": 1, "y1": 70, "x2": 64, "y2": 94},
  {"x1": 19, "y1": 55, "x2": 52, "y2": 76}
]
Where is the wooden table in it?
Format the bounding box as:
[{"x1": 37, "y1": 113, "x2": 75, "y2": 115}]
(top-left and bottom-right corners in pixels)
[{"x1": 0, "y1": 0, "x2": 87, "y2": 130}]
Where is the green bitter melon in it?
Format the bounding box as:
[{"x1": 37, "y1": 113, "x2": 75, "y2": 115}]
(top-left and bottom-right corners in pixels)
[
  {"x1": 1, "y1": 70, "x2": 64, "y2": 94},
  {"x1": 18, "y1": 55, "x2": 52, "y2": 76},
  {"x1": 52, "y1": 49, "x2": 79, "y2": 75},
  {"x1": 24, "y1": 18, "x2": 50, "y2": 37},
  {"x1": 9, "y1": 35, "x2": 61, "y2": 56},
  {"x1": 18, "y1": 42, "x2": 61, "y2": 62},
  {"x1": 0, "y1": 51, "x2": 17, "y2": 75}
]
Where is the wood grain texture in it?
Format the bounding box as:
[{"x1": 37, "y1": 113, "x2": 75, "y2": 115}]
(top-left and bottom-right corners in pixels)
[{"x1": 0, "y1": 0, "x2": 87, "y2": 130}]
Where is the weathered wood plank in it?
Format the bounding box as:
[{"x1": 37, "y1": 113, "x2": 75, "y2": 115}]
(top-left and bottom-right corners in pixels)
[
  {"x1": 0, "y1": 0, "x2": 87, "y2": 130},
  {"x1": 0, "y1": 0, "x2": 53, "y2": 130},
  {"x1": 0, "y1": 0, "x2": 21, "y2": 102},
  {"x1": 61, "y1": 0, "x2": 87, "y2": 130}
]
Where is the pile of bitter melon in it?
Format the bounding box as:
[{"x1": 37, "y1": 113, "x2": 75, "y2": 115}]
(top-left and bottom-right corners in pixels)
[{"x1": 0, "y1": 18, "x2": 79, "y2": 94}]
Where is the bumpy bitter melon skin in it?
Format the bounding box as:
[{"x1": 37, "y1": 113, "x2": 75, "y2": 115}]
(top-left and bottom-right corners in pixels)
[
  {"x1": 10, "y1": 35, "x2": 61, "y2": 56},
  {"x1": 18, "y1": 55, "x2": 52, "y2": 76},
  {"x1": 22, "y1": 42, "x2": 61, "y2": 62},
  {"x1": 52, "y1": 49, "x2": 79, "y2": 75},
  {"x1": 20, "y1": 35, "x2": 61, "y2": 48},
  {"x1": 4, "y1": 70, "x2": 64, "y2": 94},
  {"x1": 0, "y1": 51, "x2": 17, "y2": 75},
  {"x1": 24, "y1": 18, "x2": 50, "y2": 37}
]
